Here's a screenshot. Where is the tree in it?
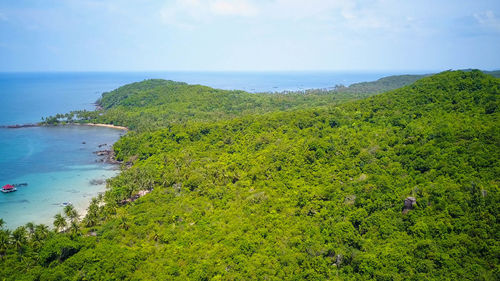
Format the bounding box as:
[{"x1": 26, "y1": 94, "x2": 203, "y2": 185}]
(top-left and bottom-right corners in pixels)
[
  {"x1": 54, "y1": 213, "x2": 67, "y2": 233},
  {"x1": 11, "y1": 226, "x2": 28, "y2": 253},
  {"x1": 25, "y1": 222, "x2": 35, "y2": 238},
  {"x1": 33, "y1": 224, "x2": 50, "y2": 246},
  {"x1": 69, "y1": 221, "x2": 80, "y2": 237},
  {"x1": 0, "y1": 231, "x2": 9, "y2": 258},
  {"x1": 64, "y1": 205, "x2": 79, "y2": 222}
]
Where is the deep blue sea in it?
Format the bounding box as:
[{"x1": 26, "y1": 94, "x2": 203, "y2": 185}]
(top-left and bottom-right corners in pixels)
[{"x1": 0, "y1": 71, "x2": 400, "y2": 228}]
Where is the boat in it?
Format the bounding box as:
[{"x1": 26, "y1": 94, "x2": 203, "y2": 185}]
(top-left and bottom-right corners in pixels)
[
  {"x1": 1, "y1": 184, "x2": 17, "y2": 193},
  {"x1": 61, "y1": 202, "x2": 73, "y2": 207}
]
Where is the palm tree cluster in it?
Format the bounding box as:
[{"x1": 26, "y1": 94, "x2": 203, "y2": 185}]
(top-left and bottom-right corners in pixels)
[
  {"x1": 53, "y1": 205, "x2": 80, "y2": 236},
  {"x1": 0, "y1": 218, "x2": 50, "y2": 259}
]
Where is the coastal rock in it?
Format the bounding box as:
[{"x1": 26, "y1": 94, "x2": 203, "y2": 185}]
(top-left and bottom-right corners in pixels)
[
  {"x1": 94, "y1": 150, "x2": 111, "y2": 156},
  {"x1": 3, "y1": 123, "x2": 39, "y2": 129},
  {"x1": 402, "y1": 197, "x2": 417, "y2": 214},
  {"x1": 90, "y1": 179, "x2": 106, "y2": 185},
  {"x1": 93, "y1": 149, "x2": 121, "y2": 165}
]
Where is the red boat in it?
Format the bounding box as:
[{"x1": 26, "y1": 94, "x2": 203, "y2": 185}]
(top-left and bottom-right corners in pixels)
[{"x1": 1, "y1": 184, "x2": 17, "y2": 193}]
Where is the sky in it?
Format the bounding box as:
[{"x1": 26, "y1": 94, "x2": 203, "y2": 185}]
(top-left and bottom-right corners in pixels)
[{"x1": 0, "y1": 0, "x2": 499, "y2": 72}]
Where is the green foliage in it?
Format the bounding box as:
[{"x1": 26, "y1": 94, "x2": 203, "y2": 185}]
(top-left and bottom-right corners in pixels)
[
  {"x1": 1, "y1": 70, "x2": 499, "y2": 280},
  {"x1": 44, "y1": 79, "x2": 377, "y2": 131},
  {"x1": 337, "y1": 74, "x2": 430, "y2": 94}
]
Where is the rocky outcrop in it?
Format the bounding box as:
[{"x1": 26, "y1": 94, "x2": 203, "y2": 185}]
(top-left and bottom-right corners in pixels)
[
  {"x1": 402, "y1": 197, "x2": 417, "y2": 214},
  {"x1": 1, "y1": 123, "x2": 39, "y2": 129},
  {"x1": 94, "y1": 149, "x2": 120, "y2": 164},
  {"x1": 89, "y1": 179, "x2": 106, "y2": 185},
  {"x1": 119, "y1": 189, "x2": 152, "y2": 205}
]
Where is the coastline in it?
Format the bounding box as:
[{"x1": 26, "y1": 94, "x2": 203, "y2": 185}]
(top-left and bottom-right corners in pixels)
[
  {"x1": 1, "y1": 122, "x2": 128, "y2": 131},
  {"x1": 0, "y1": 124, "x2": 124, "y2": 229},
  {"x1": 77, "y1": 123, "x2": 128, "y2": 131}
]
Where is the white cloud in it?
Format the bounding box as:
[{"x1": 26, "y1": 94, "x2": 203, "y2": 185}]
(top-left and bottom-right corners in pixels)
[
  {"x1": 160, "y1": 0, "x2": 259, "y2": 28},
  {"x1": 158, "y1": 0, "x2": 423, "y2": 35},
  {"x1": 474, "y1": 10, "x2": 500, "y2": 32},
  {"x1": 210, "y1": 0, "x2": 258, "y2": 17}
]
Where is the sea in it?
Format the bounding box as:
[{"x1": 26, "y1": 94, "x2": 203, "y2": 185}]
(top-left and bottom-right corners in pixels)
[{"x1": 0, "y1": 71, "x2": 402, "y2": 228}]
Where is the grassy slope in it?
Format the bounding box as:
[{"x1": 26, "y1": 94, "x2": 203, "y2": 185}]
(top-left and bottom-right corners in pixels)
[{"x1": 0, "y1": 71, "x2": 498, "y2": 280}]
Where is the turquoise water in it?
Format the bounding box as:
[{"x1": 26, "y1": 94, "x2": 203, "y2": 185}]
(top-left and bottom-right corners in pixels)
[
  {"x1": 0, "y1": 71, "x2": 398, "y2": 228},
  {"x1": 0, "y1": 126, "x2": 122, "y2": 228}
]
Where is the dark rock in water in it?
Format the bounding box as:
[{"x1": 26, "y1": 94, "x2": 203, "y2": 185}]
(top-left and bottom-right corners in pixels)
[
  {"x1": 98, "y1": 143, "x2": 108, "y2": 148},
  {"x1": 402, "y1": 197, "x2": 417, "y2": 214},
  {"x1": 94, "y1": 150, "x2": 111, "y2": 156},
  {"x1": 3, "y1": 123, "x2": 39, "y2": 129},
  {"x1": 94, "y1": 149, "x2": 121, "y2": 165},
  {"x1": 90, "y1": 179, "x2": 106, "y2": 185},
  {"x1": 82, "y1": 141, "x2": 86, "y2": 144}
]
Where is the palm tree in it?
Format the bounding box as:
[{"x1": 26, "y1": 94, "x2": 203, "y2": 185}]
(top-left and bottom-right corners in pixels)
[
  {"x1": 0, "y1": 231, "x2": 9, "y2": 258},
  {"x1": 118, "y1": 216, "x2": 129, "y2": 230},
  {"x1": 0, "y1": 218, "x2": 5, "y2": 229},
  {"x1": 32, "y1": 224, "x2": 50, "y2": 247},
  {"x1": 25, "y1": 222, "x2": 35, "y2": 238},
  {"x1": 64, "y1": 205, "x2": 79, "y2": 222},
  {"x1": 53, "y1": 213, "x2": 67, "y2": 232},
  {"x1": 34, "y1": 224, "x2": 49, "y2": 239},
  {"x1": 11, "y1": 226, "x2": 28, "y2": 253},
  {"x1": 69, "y1": 220, "x2": 80, "y2": 237},
  {"x1": 84, "y1": 214, "x2": 98, "y2": 229}
]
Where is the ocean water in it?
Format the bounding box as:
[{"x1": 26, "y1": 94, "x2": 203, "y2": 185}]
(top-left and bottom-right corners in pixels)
[
  {"x1": 0, "y1": 71, "x2": 397, "y2": 228},
  {"x1": 0, "y1": 126, "x2": 122, "y2": 228}
]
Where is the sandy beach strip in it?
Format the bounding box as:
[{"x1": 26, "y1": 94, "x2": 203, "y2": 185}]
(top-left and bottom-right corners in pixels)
[{"x1": 80, "y1": 123, "x2": 129, "y2": 131}]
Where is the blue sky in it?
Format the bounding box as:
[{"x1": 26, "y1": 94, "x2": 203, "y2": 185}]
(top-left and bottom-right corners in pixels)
[{"x1": 0, "y1": 0, "x2": 499, "y2": 71}]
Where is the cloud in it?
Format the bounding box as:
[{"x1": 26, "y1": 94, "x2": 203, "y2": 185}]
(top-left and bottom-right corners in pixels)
[
  {"x1": 160, "y1": 0, "x2": 259, "y2": 28},
  {"x1": 210, "y1": 0, "x2": 258, "y2": 17},
  {"x1": 474, "y1": 10, "x2": 500, "y2": 32}
]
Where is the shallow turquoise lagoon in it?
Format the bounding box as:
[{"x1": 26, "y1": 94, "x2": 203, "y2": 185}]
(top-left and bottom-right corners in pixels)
[{"x1": 0, "y1": 126, "x2": 122, "y2": 228}]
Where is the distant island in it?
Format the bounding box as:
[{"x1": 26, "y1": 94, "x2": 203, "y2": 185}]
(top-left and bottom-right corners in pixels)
[{"x1": 0, "y1": 70, "x2": 498, "y2": 280}]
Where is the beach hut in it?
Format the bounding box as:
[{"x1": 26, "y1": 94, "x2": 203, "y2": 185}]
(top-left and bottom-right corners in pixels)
[{"x1": 1, "y1": 184, "x2": 16, "y2": 193}]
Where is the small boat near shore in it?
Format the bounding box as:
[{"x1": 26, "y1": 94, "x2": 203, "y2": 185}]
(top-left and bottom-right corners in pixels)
[{"x1": 1, "y1": 184, "x2": 17, "y2": 193}]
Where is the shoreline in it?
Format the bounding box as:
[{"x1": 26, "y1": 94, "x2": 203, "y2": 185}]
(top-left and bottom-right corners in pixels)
[
  {"x1": 1, "y1": 122, "x2": 129, "y2": 131},
  {"x1": 76, "y1": 123, "x2": 129, "y2": 131},
  {"x1": 0, "y1": 123, "x2": 124, "y2": 229}
]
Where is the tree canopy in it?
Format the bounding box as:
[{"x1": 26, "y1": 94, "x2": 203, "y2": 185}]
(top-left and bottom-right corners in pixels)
[{"x1": 1, "y1": 70, "x2": 499, "y2": 280}]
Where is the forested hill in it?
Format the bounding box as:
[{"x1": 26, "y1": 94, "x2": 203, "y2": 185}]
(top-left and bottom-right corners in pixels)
[
  {"x1": 337, "y1": 74, "x2": 429, "y2": 93},
  {"x1": 69, "y1": 79, "x2": 374, "y2": 131},
  {"x1": 1, "y1": 71, "x2": 499, "y2": 280},
  {"x1": 336, "y1": 69, "x2": 500, "y2": 94}
]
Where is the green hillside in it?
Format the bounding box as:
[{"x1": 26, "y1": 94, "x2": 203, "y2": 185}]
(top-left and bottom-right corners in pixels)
[
  {"x1": 59, "y1": 80, "x2": 374, "y2": 131},
  {"x1": 337, "y1": 74, "x2": 429, "y2": 94},
  {"x1": 336, "y1": 69, "x2": 499, "y2": 95},
  {"x1": 1, "y1": 70, "x2": 499, "y2": 280}
]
